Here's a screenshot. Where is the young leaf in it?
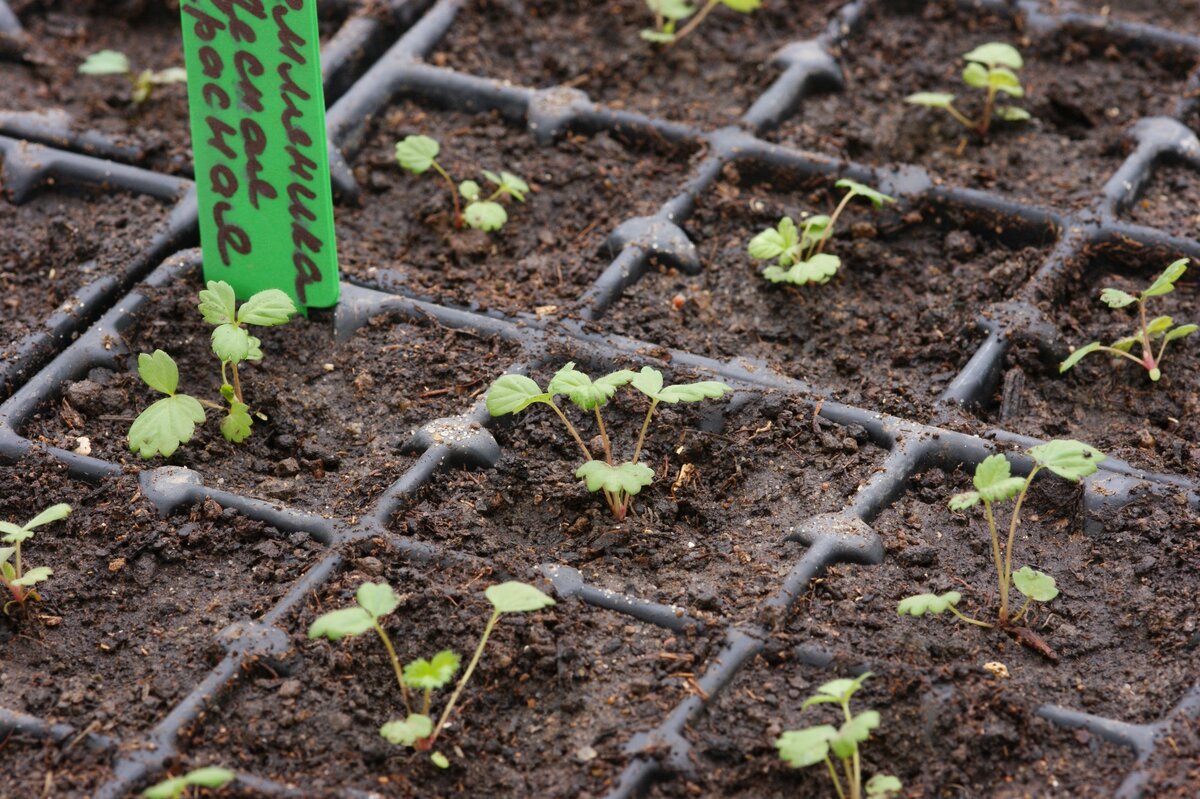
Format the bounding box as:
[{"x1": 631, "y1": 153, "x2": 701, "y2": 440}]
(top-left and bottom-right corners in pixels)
[
  {"x1": 1027, "y1": 439, "x2": 1105, "y2": 481},
  {"x1": 806, "y1": 672, "x2": 871, "y2": 706},
  {"x1": 404, "y1": 650, "x2": 461, "y2": 689},
  {"x1": 766, "y1": 253, "x2": 842, "y2": 285},
  {"x1": 905, "y1": 92, "x2": 956, "y2": 109},
  {"x1": 1, "y1": 526, "x2": 29, "y2": 544},
  {"x1": 720, "y1": 0, "x2": 761, "y2": 11},
  {"x1": 128, "y1": 395, "x2": 206, "y2": 459},
  {"x1": 948, "y1": 490, "x2": 980, "y2": 510},
  {"x1": 834, "y1": 179, "x2": 895, "y2": 208},
  {"x1": 547, "y1": 363, "x2": 635, "y2": 411},
  {"x1": 237, "y1": 289, "x2": 297, "y2": 326},
  {"x1": 1012, "y1": 566, "x2": 1058, "y2": 602},
  {"x1": 575, "y1": 460, "x2": 656, "y2": 496},
  {"x1": 1059, "y1": 341, "x2": 1102, "y2": 373},
  {"x1": 220, "y1": 399, "x2": 253, "y2": 443},
  {"x1": 138, "y1": 350, "x2": 181, "y2": 396},
  {"x1": 647, "y1": 0, "x2": 695, "y2": 20},
  {"x1": 1099, "y1": 287, "x2": 1137, "y2": 308},
  {"x1": 11, "y1": 566, "x2": 52, "y2": 588},
  {"x1": 971, "y1": 453, "x2": 1026, "y2": 503},
  {"x1": 198, "y1": 281, "x2": 237, "y2": 326},
  {"x1": 464, "y1": 200, "x2": 508, "y2": 231},
  {"x1": 181, "y1": 767, "x2": 235, "y2": 789},
  {"x1": 142, "y1": 777, "x2": 189, "y2": 799},
  {"x1": 866, "y1": 774, "x2": 903, "y2": 798},
  {"x1": 308, "y1": 606, "x2": 373, "y2": 640},
  {"x1": 485, "y1": 581, "x2": 556, "y2": 614},
  {"x1": 395, "y1": 135, "x2": 440, "y2": 174},
  {"x1": 485, "y1": 374, "x2": 550, "y2": 416},
  {"x1": 1146, "y1": 315, "x2": 1174, "y2": 337},
  {"x1": 483, "y1": 170, "x2": 530, "y2": 202},
  {"x1": 431, "y1": 751, "x2": 451, "y2": 768},
  {"x1": 986, "y1": 66, "x2": 1023, "y2": 96},
  {"x1": 640, "y1": 28, "x2": 677, "y2": 43},
  {"x1": 0, "y1": 546, "x2": 15, "y2": 565},
  {"x1": 23, "y1": 503, "x2": 72, "y2": 531},
  {"x1": 994, "y1": 106, "x2": 1031, "y2": 122},
  {"x1": 79, "y1": 49, "x2": 131, "y2": 75},
  {"x1": 776, "y1": 726, "x2": 837, "y2": 768},
  {"x1": 1165, "y1": 323, "x2": 1198, "y2": 342},
  {"x1": 150, "y1": 67, "x2": 188, "y2": 86},
  {"x1": 962, "y1": 61, "x2": 988, "y2": 88},
  {"x1": 380, "y1": 714, "x2": 434, "y2": 746},
  {"x1": 459, "y1": 179, "x2": 481, "y2": 201},
  {"x1": 830, "y1": 710, "x2": 880, "y2": 759},
  {"x1": 963, "y1": 42, "x2": 1023, "y2": 69},
  {"x1": 897, "y1": 591, "x2": 962, "y2": 617},
  {"x1": 357, "y1": 582, "x2": 401, "y2": 619},
  {"x1": 748, "y1": 217, "x2": 799, "y2": 262},
  {"x1": 211, "y1": 324, "x2": 254, "y2": 364},
  {"x1": 1142, "y1": 258, "x2": 1188, "y2": 298}
]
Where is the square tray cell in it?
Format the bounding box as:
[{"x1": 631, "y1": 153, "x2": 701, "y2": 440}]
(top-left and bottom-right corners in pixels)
[
  {"x1": 985, "y1": 240, "x2": 1199, "y2": 477},
  {"x1": 429, "y1": 0, "x2": 847, "y2": 130},
  {"x1": 1, "y1": 733, "x2": 116, "y2": 799},
  {"x1": 768, "y1": 1, "x2": 1195, "y2": 210},
  {"x1": 0, "y1": 455, "x2": 326, "y2": 736},
  {"x1": 602, "y1": 166, "x2": 1052, "y2": 418},
  {"x1": 19, "y1": 271, "x2": 521, "y2": 514},
  {"x1": 336, "y1": 98, "x2": 698, "y2": 316},
  {"x1": 180, "y1": 542, "x2": 723, "y2": 797},
  {"x1": 1120, "y1": 160, "x2": 1200, "y2": 237},
  {"x1": 395, "y1": 357, "x2": 887, "y2": 615}
]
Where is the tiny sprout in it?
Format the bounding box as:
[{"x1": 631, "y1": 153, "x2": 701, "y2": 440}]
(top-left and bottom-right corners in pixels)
[
  {"x1": 78, "y1": 50, "x2": 187, "y2": 105},
  {"x1": 128, "y1": 281, "x2": 297, "y2": 458},
  {"x1": 309, "y1": 580, "x2": 554, "y2": 768},
  {"x1": 1, "y1": 503, "x2": 70, "y2": 615},
  {"x1": 486, "y1": 364, "x2": 731, "y2": 520},
  {"x1": 899, "y1": 440, "x2": 1104, "y2": 629},
  {"x1": 1060, "y1": 258, "x2": 1196, "y2": 382},
  {"x1": 641, "y1": 0, "x2": 761, "y2": 46},
  {"x1": 748, "y1": 179, "x2": 894, "y2": 287},
  {"x1": 905, "y1": 42, "x2": 1030, "y2": 136},
  {"x1": 395, "y1": 134, "x2": 529, "y2": 232},
  {"x1": 776, "y1": 673, "x2": 901, "y2": 799},
  {"x1": 142, "y1": 767, "x2": 235, "y2": 799}
]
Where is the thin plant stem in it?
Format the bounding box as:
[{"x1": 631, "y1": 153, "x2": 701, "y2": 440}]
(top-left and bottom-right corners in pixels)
[
  {"x1": 1138, "y1": 300, "x2": 1154, "y2": 367},
  {"x1": 13, "y1": 541, "x2": 21, "y2": 581},
  {"x1": 430, "y1": 159, "x2": 462, "y2": 228},
  {"x1": 825, "y1": 756, "x2": 847, "y2": 799},
  {"x1": 546, "y1": 402, "x2": 593, "y2": 462},
  {"x1": 814, "y1": 190, "x2": 857, "y2": 256},
  {"x1": 944, "y1": 102, "x2": 978, "y2": 131},
  {"x1": 948, "y1": 604, "x2": 994, "y2": 628},
  {"x1": 979, "y1": 85, "x2": 996, "y2": 136},
  {"x1": 842, "y1": 701, "x2": 862, "y2": 799},
  {"x1": 230, "y1": 362, "x2": 244, "y2": 405},
  {"x1": 431, "y1": 610, "x2": 501, "y2": 743},
  {"x1": 422, "y1": 687, "x2": 431, "y2": 716},
  {"x1": 1094, "y1": 345, "x2": 1153, "y2": 368},
  {"x1": 1002, "y1": 468, "x2": 1041, "y2": 624},
  {"x1": 594, "y1": 407, "x2": 613, "y2": 464},
  {"x1": 1012, "y1": 596, "x2": 1033, "y2": 624},
  {"x1": 1155, "y1": 335, "x2": 1173, "y2": 370},
  {"x1": 373, "y1": 621, "x2": 412, "y2": 715},
  {"x1": 631, "y1": 399, "x2": 659, "y2": 464},
  {"x1": 667, "y1": 0, "x2": 719, "y2": 45},
  {"x1": 842, "y1": 757, "x2": 859, "y2": 799},
  {"x1": 983, "y1": 500, "x2": 1006, "y2": 621}
]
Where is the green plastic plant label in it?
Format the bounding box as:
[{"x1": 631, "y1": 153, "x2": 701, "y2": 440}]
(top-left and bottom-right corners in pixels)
[{"x1": 179, "y1": 0, "x2": 339, "y2": 310}]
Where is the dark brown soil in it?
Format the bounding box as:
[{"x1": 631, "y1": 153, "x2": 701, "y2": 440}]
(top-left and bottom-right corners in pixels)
[
  {"x1": 1056, "y1": 0, "x2": 1200, "y2": 37},
  {"x1": 180, "y1": 537, "x2": 724, "y2": 798},
  {"x1": 985, "y1": 241, "x2": 1200, "y2": 477},
  {"x1": 1122, "y1": 161, "x2": 1200, "y2": 235},
  {"x1": 648, "y1": 462, "x2": 1199, "y2": 797},
  {"x1": 337, "y1": 99, "x2": 699, "y2": 316},
  {"x1": 397, "y1": 360, "x2": 885, "y2": 612},
  {"x1": 0, "y1": 454, "x2": 327, "y2": 797},
  {"x1": 769, "y1": 1, "x2": 1196, "y2": 210},
  {"x1": 602, "y1": 166, "x2": 1050, "y2": 418},
  {"x1": 431, "y1": 0, "x2": 848, "y2": 131},
  {"x1": 0, "y1": 179, "x2": 171, "y2": 362},
  {"x1": 21, "y1": 274, "x2": 521, "y2": 515},
  {"x1": 1, "y1": 3, "x2": 352, "y2": 175}
]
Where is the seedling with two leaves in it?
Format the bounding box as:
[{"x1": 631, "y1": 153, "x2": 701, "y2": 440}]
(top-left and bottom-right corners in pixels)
[
  {"x1": 395, "y1": 135, "x2": 529, "y2": 232},
  {"x1": 905, "y1": 42, "x2": 1030, "y2": 137},
  {"x1": 309, "y1": 580, "x2": 555, "y2": 769},
  {"x1": 898, "y1": 440, "x2": 1104, "y2": 632},
  {"x1": 1, "y1": 503, "x2": 71, "y2": 615},
  {"x1": 748, "y1": 179, "x2": 894, "y2": 287},
  {"x1": 142, "y1": 767, "x2": 234, "y2": 799},
  {"x1": 1060, "y1": 258, "x2": 1196, "y2": 382},
  {"x1": 486, "y1": 364, "x2": 731, "y2": 520},
  {"x1": 79, "y1": 50, "x2": 187, "y2": 105},
  {"x1": 776, "y1": 673, "x2": 902, "y2": 799},
  {"x1": 641, "y1": 0, "x2": 760, "y2": 46},
  {"x1": 128, "y1": 281, "x2": 297, "y2": 458}
]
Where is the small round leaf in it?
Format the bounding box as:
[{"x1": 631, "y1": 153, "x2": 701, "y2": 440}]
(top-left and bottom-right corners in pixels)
[{"x1": 486, "y1": 581, "x2": 556, "y2": 614}]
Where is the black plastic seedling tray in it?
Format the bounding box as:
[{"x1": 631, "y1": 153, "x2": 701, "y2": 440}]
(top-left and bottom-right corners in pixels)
[{"x1": 1, "y1": 0, "x2": 1198, "y2": 796}]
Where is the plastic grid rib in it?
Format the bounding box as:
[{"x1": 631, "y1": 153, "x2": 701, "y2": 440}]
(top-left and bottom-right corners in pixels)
[{"x1": 0, "y1": 0, "x2": 1198, "y2": 796}]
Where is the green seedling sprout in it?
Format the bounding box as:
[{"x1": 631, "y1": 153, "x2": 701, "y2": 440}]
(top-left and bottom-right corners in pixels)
[
  {"x1": 1060, "y1": 258, "x2": 1196, "y2": 382},
  {"x1": 905, "y1": 42, "x2": 1030, "y2": 137},
  {"x1": 309, "y1": 580, "x2": 555, "y2": 769},
  {"x1": 142, "y1": 767, "x2": 235, "y2": 799},
  {"x1": 898, "y1": 440, "x2": 1104, "y2": 629},
  {"x1": 78, "y1": 49, "x2": 187, "y2": 105},
  {"x1": 395, "y1": 134, "x2": 529, "y2": 232},
  {"x1": 776, "y1": 673, "x2": 902, "y2": 799},
  {"x1": 641, "y1": 0, "x2": 761, "y2": 46},
  {"x1": 127, "y1": 280, "x2": 297, "y2": 458},
  {"x1": 748, "y1": 179, "x2": 894, "y2": 287},
  {"x1": 485, "y1": 364, "x2": 731, "y2": 520},
  {"x1": 1, "y1": 503, "x2": 70, "y2": 615}
]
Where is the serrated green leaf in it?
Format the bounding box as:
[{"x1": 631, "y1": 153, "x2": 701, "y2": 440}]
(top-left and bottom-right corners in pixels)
[
  {"x1": 11, "y1": 566, "x2": 52, "y2": 588},
  {"x1": 459, "y1": 179, "x2": 481, "y2": 201},
  {"x1": 866, "y1": 774, "x2": 903, "y2": 797},
  {"x1": 1165, "y1": 323, "x2": 1197, "y2": 342},
  {"x1": 486, "y1": 581, "x2": 556, "y2": 613},
  {"x1": 986, "y1": 66, "x2": 1023, "y2": 97},
  {"x1": 720, "y1": 0, "x2": 761, "y2": 12},
  {"x1": 128, "y1": 394, "x2": 206, "y2": 459},
  {"x1": 948, "y1": 490, "x2": 980, "y2": 510},
  {"x1": 1059, "y1": 341, "x2": 1102, "y2": 373},
  {"x1": 219, "y1": 399, "x2": 252, "y2": 443},
  {"x1": 198, "y1": 280, "x2": 237, "y2": 326},
  {"x1": 1146, "y1": 315, "x2": 1174, "y2": 338},
  {"x1": 994, "y1": 105, "x2": 1031, "y2": 122},
  {"x1": 776, "y1": 725, "x2": 837, "y2": 768},
  {"x1": 1012, "y1": 566, "x2": 1058, "y2": 602},
  {"x1": 630, "y1": 366, "x2": 665, "y2": 398},
  {"x1": 486, "y1": 374, "x2": 550, "y2": 416},
  {"x1": 238, "y1": 289, "x2": 296, "y2": 326},
  {"x1": 809, "y1": 671, "x2": 871, "y2": 704},
  {"x1": 972, "y1": 454, "x2": 1026, "y2": 503},
  {"x1": 547, "y1": 363, "x2": 635, "y2": 411},
  {"x1": 357, "y1": 582, "x2": 400, "y2": 619},
  {"x1": 380, "y1": 714, "x2": 433, "y2": 746},
  {"x1": 2, "y1": 527, "x2": 31, "y2": 544},
  {"x1": 658, "y1": 380, "x2": 733, "y2": 404},
  {"x1": 79, "y1": 49, "x2": 131, "y2": 75},
  {"x1": 962, "y1": 61, "x2": 989, "y2": 87},
  {"x1": 905, "y1": 92, "x2": 956, "y2": 109},
  {"x1": 211, "y1": 324, "x2": 253, "y2": 364},
  {"x1": 23, "y1": 503, "x2": 72, "y2": 531},
  {"x1": 464, "y1": 200, "x2": 507, "y2": 231},
  {"x1": 770, "y1": 253, "x2": 842, "y2": 286},
  {"x1": 431, "y1": 751, "x2": 451, "y2": 768},
  {"x1": 308, "y1": 606, "x2": 373, "y2": 640},
  {"x1": 963, "y1": 42, "x2": 1023, "y2": 69},
  {"x1": 1028, "y1": 439, "x2": 1105, "y2": 481},
  {"x1": 404, "y1": 650, "x2": 461, "y2": 690},
  {"x1": 748, "y1": 218, "x2": 795, "y2": 261},
  {"x1": 1142, "y1": 258, "x2": 1188, "y2": 298},
  {"x1": 138, "y1": 350, "x2": 180, "y2": 396},
  {"x1": 834, "y1": 179, "x2": 895, "y2": 208},
  {"x1": 395, "y1": 135, "x2": 440, "y2": 174},
  {"x1": 830, "y1": 710, "x2": 880, "y2": 759},
  {"x1": 1099, "y1": 288, "x2": 1137, "y2": 308},
  {"x1": 761, "y1": 265, "x2": 789, "y2": 282},
  {"x1": 485, "y1": 170, "x2": 530, "y2": 202},
  {"x1": 897, "y1": 591, "x2": 962, "y2": 616}
]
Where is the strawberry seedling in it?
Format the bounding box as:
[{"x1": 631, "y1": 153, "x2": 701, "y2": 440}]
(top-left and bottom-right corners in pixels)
[
  {"x1": 395, "y1": 134, "x2": 529, "y2": 232},
  {"x1": 641, "y1": 0, "x2": 761, "y2": 46},
  {"x1": 1, "y1": 502, "x2": 70, "y2": 615},
  {"x1": 79, "y1": 49, "x2": 187, "y2": 105},
  {"x1": 905, "y1": 42, "x2": 1030, "y2": 137}
]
